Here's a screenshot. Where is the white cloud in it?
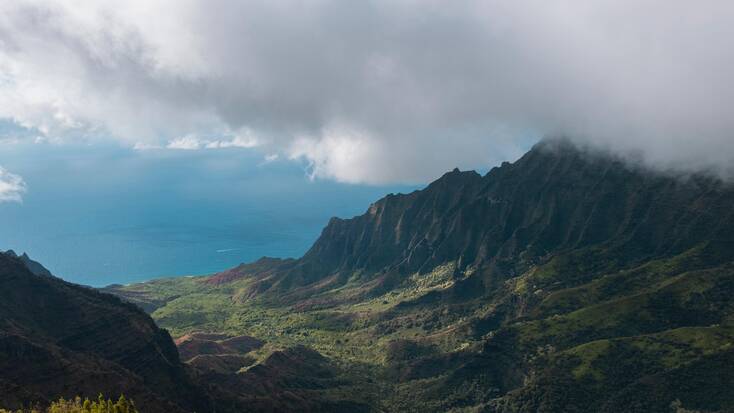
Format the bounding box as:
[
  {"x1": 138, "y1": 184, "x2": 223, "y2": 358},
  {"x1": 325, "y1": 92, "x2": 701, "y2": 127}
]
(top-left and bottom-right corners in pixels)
[
  {"x1": 0, "y1": 167, "x2": 27, "y2": 203},
  {"x1": 289, "y1": 127, "x2": 382, "y2": 183},
  {"x1": 166, "y1": 136, "x2": 203, "y2": 150},
  {"x1": 165, "y1": 134, "x2": 260, "y2": 151},
  {"x1": 0, "y1": 1, "x2": 733, "y2": 183}
]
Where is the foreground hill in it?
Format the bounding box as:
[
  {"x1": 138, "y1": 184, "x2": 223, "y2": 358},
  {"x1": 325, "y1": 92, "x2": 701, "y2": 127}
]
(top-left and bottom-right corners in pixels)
[
  {"x1": 0, "y1": 251, "x2": 214, "y2": 412},
  {"x1": 108, "y1": 139, "x2": 734, "y2": 412}
]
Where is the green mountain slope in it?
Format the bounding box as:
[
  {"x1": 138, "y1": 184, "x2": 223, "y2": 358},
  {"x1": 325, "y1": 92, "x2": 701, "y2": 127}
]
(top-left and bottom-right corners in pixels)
[{"x1": 108, "y1": 139, "x2": 734, "y2": 412}]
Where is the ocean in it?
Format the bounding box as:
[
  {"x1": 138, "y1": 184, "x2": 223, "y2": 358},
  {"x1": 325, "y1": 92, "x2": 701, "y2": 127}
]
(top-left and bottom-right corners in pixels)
[{"x1": 0, "y1": 142, "x2": 417, "y2": 286}]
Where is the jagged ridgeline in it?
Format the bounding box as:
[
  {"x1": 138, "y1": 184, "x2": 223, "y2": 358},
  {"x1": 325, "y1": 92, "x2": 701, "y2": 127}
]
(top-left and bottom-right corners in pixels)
[{"x1": 4, "y1": 138, "x2": 734, "y2": 412}]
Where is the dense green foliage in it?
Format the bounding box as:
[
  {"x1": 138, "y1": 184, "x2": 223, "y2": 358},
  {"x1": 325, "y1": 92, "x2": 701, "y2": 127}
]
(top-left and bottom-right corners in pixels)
[{"x1": 1, "y1": 395, "x2": 138, "y2": 413}]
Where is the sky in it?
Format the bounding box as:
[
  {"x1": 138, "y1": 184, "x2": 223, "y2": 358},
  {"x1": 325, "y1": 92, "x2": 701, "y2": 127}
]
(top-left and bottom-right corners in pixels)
[{"x1": 0, "y1": 1, "x2": 733, "y2": 282}]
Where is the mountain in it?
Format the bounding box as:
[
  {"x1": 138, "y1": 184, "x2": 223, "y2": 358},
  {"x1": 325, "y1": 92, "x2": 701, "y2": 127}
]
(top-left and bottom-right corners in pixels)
[
  {"x1": 107, "y1": 138, "x2": 734, "y2": 412},
  {"x1": 0, "y1": 251, "x2": 212, "y2": 412},
  {"x1": 199, "y1": 139, "x2": 733, "y2": 303},
  {"x1": 4, "y1": 250, "x2": 54, "y2": 278}
]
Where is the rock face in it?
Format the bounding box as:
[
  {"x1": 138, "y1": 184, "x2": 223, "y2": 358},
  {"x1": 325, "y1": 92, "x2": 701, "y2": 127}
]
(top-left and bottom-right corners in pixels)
[
  {"x1": 223, "y1": 138, "x2": 734, "y2": 299},
  {"x1": 0, "y1": 252, "x2": 210, "y2": 412},
  {"x1": 305, "y1": 139, "x2": 733, "y2": 273}
]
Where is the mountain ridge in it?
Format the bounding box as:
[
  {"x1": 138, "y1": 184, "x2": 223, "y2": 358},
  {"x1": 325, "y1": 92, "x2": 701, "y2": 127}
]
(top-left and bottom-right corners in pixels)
[{"x1": 205, "y1": 138, "x2": 734, "y2": 305}]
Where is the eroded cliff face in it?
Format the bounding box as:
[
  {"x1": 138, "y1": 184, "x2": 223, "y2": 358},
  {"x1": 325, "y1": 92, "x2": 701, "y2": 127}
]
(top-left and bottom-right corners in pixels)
[
  {"x1": 0, "y1": 252, "x2": 210, "y2": 412},
  {"x1": 308, "y1": 139, "x2": 732, "y2": 271},
  {"x1": 220, "y1": 139, "x2": 734, "y2": 302}
]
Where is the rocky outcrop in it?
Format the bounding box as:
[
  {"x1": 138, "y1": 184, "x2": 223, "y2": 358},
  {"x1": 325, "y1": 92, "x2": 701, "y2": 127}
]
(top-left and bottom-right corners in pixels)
[{"x1": 3, "y1": 250, "x2": 54, "y2": 277}]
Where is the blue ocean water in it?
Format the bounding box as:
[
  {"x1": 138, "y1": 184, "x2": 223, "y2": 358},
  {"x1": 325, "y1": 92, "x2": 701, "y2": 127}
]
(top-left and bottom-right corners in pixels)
[{"x1": 0, "y1": 142, "x2": 418, "y2": 286}]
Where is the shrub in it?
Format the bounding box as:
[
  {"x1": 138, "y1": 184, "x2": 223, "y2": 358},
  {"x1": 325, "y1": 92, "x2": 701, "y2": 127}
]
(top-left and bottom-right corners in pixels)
[{"x1": 1, "y1": 394, "x2": 138, "y2": 413}]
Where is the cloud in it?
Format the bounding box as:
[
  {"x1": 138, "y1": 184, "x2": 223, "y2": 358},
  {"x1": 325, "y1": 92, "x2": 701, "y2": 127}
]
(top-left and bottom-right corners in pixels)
[
  {"x1": 0, "y1": 1, "x2": 733, "y2": 183},
  {"x1": 0, "y1": 167, "x2": 26, "y2": 202},
  {"x1": 166, "y1": 136, "x2": 202, "y2": 151},
  {"x1": 164, "y1": 134, "x2": 259, "y2": 150}
]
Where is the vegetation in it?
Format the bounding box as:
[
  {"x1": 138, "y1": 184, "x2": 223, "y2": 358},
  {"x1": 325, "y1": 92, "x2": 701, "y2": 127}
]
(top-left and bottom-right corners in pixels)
[
  {"x1": 1, "y1": 395, "x2": 138, "y2": 413},
  {"x1": 108, "y1": 244, "x2": 734, "y2": 412}
]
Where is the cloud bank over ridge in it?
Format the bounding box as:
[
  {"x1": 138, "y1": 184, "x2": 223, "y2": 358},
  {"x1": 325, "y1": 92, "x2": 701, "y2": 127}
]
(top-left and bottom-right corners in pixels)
[{"x1": 0, "y1": 1, "x2": 733, "y2": 183}]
